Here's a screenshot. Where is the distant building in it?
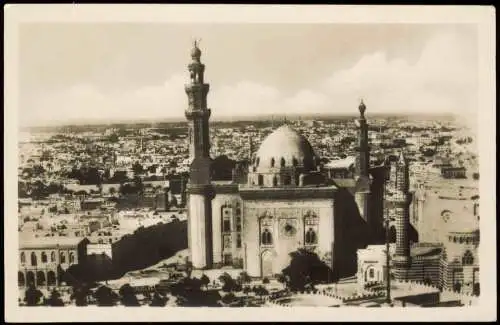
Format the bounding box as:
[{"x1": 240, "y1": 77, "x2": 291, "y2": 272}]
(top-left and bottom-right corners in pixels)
[
  {"x1": 80, "y1": 198, "x2": 104, "y2": 211},
  {"x1": 356, "y1": 244, "x2": 395, "y2": 288},
  {"x1": 440, "y1": 212, "x2": 480, "y2": 295},
  {"x1": 433, "y1": 156, "x2": 452, "y2": 168},
  {"x1": 18, "y1": 237, "x2": 89, "y2": 289},
  {"x1": 441, "y1": 166, "x2": 467, "y2": 179}
]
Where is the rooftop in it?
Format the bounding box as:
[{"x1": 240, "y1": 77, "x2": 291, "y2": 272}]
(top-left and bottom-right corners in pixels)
[
  {"x1": 325, "y1": 156, "x2": 356, "y2": 170},
  {"x1": 19, "y1": 236, "x2": 87, "y2": 249}
]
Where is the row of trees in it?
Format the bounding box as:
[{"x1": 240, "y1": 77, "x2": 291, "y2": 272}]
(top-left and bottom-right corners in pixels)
[
  {"x1": 18, "y1": 180, "x2": 68, "y2": 199},
  {"x1": 23, "y1": 283, "x2": 169, "y2": 307}
]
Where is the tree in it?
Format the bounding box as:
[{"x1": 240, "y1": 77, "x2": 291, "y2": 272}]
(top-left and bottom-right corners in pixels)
[
  {"x1": 253, "y1": 285, "x2": 269, "y2": 297},
  {"x1": 149, "y1": 291, "x2": 168, "y2": 307},
  {"x1": 200, "y1": 274, "x2": 210, "y2": 290},
  {"x1": 94, "y1": 285, "x2": 118, "y2": 306},
  {"x1": 118, "y1": 284, "x2": 140, "y2": 306},
  {"x1": 219, "y1": 272, "x2": 237, "y2": 292},
  {"x1": 239, "y1": 271, "x2": 252, "y2": 285},
  {"x1": 221, "y1": 292, "x2": 237, "y2": 305},
  {"x1": 70, "y1": 284, "x2": 91, "y2": 306},
  {"x1": 46, "y1": 289, "x2": 65, "y2": 306},
  {"x1": 109, "y1": 187, "x2": 117, "y2": 196},
  {"x1": 277, "y1": 273, "x2": 287, "y2": 288},
  {"x1": 281, "y1": 248, "x2": 333, "y2": 292},
  {"x1": 24, "y1": 285, "x2": 44, "y2": 306},
  {"x1": 108, "y1": 133, "x2": 119, "y2": 143},
  {"x1": 132, "y1": 162, "x2": 144, "y2": 176}
]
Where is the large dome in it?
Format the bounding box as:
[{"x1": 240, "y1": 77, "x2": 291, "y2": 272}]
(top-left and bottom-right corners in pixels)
[{"x1": 254, "y1": 124, "x2": 319, "y2": 172}]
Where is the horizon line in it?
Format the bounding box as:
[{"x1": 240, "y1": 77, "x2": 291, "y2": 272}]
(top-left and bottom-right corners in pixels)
[{"x1": 20, "y1": 111, "x2": 463, "y2": 130}]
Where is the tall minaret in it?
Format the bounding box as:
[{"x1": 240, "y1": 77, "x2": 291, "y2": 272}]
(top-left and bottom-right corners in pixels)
[
  {"x1": 390, "y1": 151, "x2": 412, "y2": 280},
  {"x1": 354, "y1": 100, "x2": 372, "y2": 224},
  {"x1": 184, "y1": 40, "x2": 214, "y2": 269},
  {"x1": 248, "y1": 135, "x2": 254, "y2": 162},
  {"x1": 356, "y1": 100, "x2": 370, "y2": 177}
]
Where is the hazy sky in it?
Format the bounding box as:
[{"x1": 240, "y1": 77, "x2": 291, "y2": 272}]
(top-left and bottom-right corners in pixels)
[{"x1": 19, "y1": 23, "x2": 478, "y2": 126}]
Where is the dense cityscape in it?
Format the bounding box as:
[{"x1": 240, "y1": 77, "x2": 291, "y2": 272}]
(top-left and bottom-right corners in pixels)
[{"x1": 18, "y1": 106, "x2": 479, "y2": 307}]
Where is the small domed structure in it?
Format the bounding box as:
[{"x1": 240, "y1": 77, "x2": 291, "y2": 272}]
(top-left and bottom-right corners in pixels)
[{"x1": 191, "y1": 40, "x2": 202, "y2": 61}]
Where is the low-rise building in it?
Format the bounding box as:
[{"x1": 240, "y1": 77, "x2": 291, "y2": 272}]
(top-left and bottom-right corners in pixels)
[{"x1": 18, "y1": 237, "x2": 89, "y2": 289}]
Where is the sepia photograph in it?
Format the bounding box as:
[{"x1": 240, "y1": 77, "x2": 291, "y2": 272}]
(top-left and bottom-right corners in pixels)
[{"x1": 4, "y1": 4, "x2": 496, "y2": 322}]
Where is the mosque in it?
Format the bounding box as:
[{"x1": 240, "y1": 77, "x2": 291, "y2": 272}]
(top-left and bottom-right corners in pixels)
[{"x1": 183, "y1": 42, "x2": 408, "y2": 280}]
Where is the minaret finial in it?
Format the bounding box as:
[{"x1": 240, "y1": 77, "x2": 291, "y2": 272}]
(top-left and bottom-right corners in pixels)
[
  {"x1": 191, "y1": 38, "x2": 202, "y2": 61},
  {"x1": 398, "y1": 150, "x2": 407, "y2": 165},
  {"x1": 358, "y1": 98, "x2": 366, "y2": 118}
]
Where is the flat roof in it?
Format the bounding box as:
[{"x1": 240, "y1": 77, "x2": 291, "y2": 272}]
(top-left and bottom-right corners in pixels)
[{"x1": 20, "y1": 236, "x2": 87, "y2": 249}]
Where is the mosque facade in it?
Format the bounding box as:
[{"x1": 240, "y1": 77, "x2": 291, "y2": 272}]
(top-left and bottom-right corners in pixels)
[{"x1": 184, "y1": 43, "x2": 396, "y2": 280}]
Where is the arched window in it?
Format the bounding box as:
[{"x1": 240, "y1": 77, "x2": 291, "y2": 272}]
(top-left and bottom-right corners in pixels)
[
  {"x1": 462, "y1": 250, "x2": 474, "y2": 265},
  {"x1": 20, "y1": 252, "x2": 25, "y2": 263},
  {"x1": 272, "y1": 176, "x2": 278, "y2": 187},
  {"x1": 18, "y1": 272, "x2": 26, "y2": 287},
  {"x1": 292, "y1": 157, "x2": 298, "y2": 167},
  {"x1": 69, "y1": 252, "x2": 75, "y2": 264},
  {"x1": 270, "y1": 158, "x2": 275, "y2": 168},
  {"x1": 369, "y1": 268, "x2": 375, "y2": 278},
  {"x1": 280, "y1": 157, "x2": 286, "y2": 167},
  {"x1": 258, "y1": 174, "x2": 264, "y2": 186},
  {"x1": 283, "y1": 175, "x2": 292, "y2": 186},
  {"x1": 47, "y1": 271, "x2": 56, "y2": 286},
  {"x1": 261, "y1": 229, "x2": 273, "y2": 245},
  {"x1": 256, "y1": 157, "x2": 260, "y2": 167},
  {"x1": 41, "y1": 252, "x2": 48, "y2": 263},
  {"x1": 51, "y1": 251, "x2": 56, "y2": 262},
  {"x1": 26, "y1": 272, "x2": 35, "y2": 287},
  {"x1": 36, "y1": 271, "x2": 46, "y2": 286},
  {"x1": 31, "y1": 252, "x2": 37, "y2": 266},
  {"x1": 60, "y1": 252, "x2": 66, "y2": 263},
  {"x1": 305, "y1": 228, "x2": 317, "y2": 244}
]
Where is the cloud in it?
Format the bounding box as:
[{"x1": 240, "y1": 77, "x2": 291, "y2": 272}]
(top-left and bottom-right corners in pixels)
[
  {"x1": 319, "y1": 30, "x2": 477, "y2": 115},
  {"x1": 21, "y1": 30, "x2": 477, "y2": 126}
]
